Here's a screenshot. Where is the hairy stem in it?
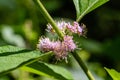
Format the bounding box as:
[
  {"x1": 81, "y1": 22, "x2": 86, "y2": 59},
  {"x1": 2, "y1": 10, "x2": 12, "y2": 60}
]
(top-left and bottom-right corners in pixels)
[
  {"x1": 33, "y1": 0, "x2": 95, "y2": 80},
  {"x1": 33, "y1": 0, "x2": 64, "y2": 38}
]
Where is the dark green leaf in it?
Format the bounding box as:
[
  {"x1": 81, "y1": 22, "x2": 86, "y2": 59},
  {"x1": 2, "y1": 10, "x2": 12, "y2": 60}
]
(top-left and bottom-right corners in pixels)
[
  {"x1": 105, "y1": 67, "x2": 120, "y2": 80},
  {"x1": 22, "y1": 62, "x2": 73, "y2": 80},
  {"x1": 0, "y1": 45, "x2": 52, "y2": 75},
  {"x1": 73, "y1": 0, "x2": 109, "y2": 22}
]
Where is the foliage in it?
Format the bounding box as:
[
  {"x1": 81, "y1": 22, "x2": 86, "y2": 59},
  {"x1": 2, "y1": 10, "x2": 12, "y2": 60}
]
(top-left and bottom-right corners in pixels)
[
  {"x1": 73, "y1": 0, "x2": 109, "y2": 21},
  {"x1": 105, "y1": 67, "x2": 120, "y2": 80},
  {"x1": 22, "y1": 62, "x2": 73, "y2": 80},
  {"x1": 1, "y1": 0, "x2": 120, "y2": 80},
  {"x1": 0, "y1": 45, "x2": 73, "y2": 80},
  {"x1": 0, "y1": 45, "x2": 52, "y2": 75}
]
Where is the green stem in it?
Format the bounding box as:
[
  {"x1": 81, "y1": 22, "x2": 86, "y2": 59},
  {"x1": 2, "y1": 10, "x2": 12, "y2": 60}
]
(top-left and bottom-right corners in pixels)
[
  {"x1": 72, "y1": 51, "x2": 95, "y2": 80},
  {"x1": 33, "y1": 0, "x2": 95, "y2": 80},
  {"x1": 24, "y1": 51, "x2": 53, "y2": 66},
  {"x1": 33, "y1": 0, "x2": 64, "y2": 38}
]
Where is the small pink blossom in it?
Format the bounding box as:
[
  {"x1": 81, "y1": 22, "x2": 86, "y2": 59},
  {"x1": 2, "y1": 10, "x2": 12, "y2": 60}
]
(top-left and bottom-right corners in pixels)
[
  {"x1": 53, "y1": 41, "x2": 68, "y2": 60},
  {"x1": 47, "y1": 21, "x2": 84, "y2": 35},
  {"x1": 63, "y1": 35, "x2": 76, "y2": 51},
  {"x1": 56, "y1": 21, "x2": 66, "y2": 30},
  {"x1": 66, "y1": 23, "x2": 77, "y2": 33},
  {"x1": 66, "y1": 21, "x2": 83, "y2": 35},
  {"x1": 37, "y1": 35, "x2": 76, "y2": 60},
  {"x1": 46, "y1": 21, "x2": 66, "y2": 33},
  {"x1": 77, "y1": 25, "x2": 83, "y2": 35},
  {"x1": 37, "y1": 38, "x2": 53, "y2": 52}
]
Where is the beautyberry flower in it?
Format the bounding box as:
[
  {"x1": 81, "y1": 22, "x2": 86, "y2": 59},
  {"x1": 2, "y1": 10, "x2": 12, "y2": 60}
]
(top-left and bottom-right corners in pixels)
[
  {"x1": 66, "y1": 22, "x2": 83, "y2": 35},
  {"x1": 62, "y1": 35, "x2": 76, "y2": 51},
  {"x1": 37, "y1": 35, "x2": 76, "y2": 60},
  {"x1": 37, "y1": 38, "x2": 54, "y2": 52},
  {"x1": 47, "y1": 21, "x2": 66, "y2": 34},
  {"x1": 66, "y1": 23, "x2": 77, "y2": 33},
  {"x1": 53, "y1": 41, "x2": 68, "y2": 60},
  {"x1": 37, "y1": 20, "x2": 86, "y2": 61},
  {"x1": 46, "y1": 20, "x2": 85, "y2": 36}
]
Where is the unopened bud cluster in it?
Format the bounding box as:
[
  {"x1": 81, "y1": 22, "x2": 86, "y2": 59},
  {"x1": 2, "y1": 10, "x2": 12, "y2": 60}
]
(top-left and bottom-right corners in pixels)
[{"x1": 37, "y1": 21, "x2": 86, "y2": 60}]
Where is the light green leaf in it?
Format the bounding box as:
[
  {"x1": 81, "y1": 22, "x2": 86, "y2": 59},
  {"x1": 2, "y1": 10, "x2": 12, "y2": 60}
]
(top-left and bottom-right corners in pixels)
[
  {"x1": 0, "y1": 45, "x2": 52, "y2": 75},
  {"x1": 73, "y1": 0, "x2": 109, "y2": 22},
  {"x1": 105, "y1": 67, "x2": 120, "y2": 80},
  {"x1": 22, "y1": 62, "x2": 73, "y2": 80}
]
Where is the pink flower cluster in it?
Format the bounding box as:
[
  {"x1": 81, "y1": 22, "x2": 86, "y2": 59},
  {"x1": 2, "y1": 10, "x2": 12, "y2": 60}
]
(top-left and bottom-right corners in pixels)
[
  {"x1": 47, "y1": 21, "x2": 66, "y2": 34},
  {"x1": 37, "y1": 35, "x2": 76, "y2": 60},
  {"x1": 37, "y1": 21, "x2": 86, "y2": 60},
  {"x1": 47, "y1": 21, "x2": 83, "y2": 35},
  {"x1": 66, "y1": 22, "x2": 83, "y2": 35}
]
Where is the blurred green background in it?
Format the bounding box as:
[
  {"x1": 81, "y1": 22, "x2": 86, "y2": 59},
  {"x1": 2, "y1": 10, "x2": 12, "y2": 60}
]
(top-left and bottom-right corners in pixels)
[{"x1": 0, "y1": 0, "x2": 120, "y2": 80}]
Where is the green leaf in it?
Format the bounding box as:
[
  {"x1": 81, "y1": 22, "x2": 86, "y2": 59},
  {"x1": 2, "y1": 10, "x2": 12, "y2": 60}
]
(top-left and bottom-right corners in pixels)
[
  {"x1": 0, "y1": 45, "x2": 52, "y2": 75},
  {"x1": 73, "y1": 0, "x2": 109, "y2": 22},
  {"x1": 22, "y1": 62, "x2": 73, "y2": 80},
  {"x1": 105, "y1": 67, "x2": 120, "y2": 80}
]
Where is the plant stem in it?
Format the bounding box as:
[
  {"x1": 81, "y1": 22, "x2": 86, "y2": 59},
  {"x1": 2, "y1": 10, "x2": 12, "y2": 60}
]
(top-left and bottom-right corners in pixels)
[
  {"x1": 72, "y1": 51, "x2": 95, "y2": 80},
  {"x1": 33, "y1": 0, "x2": 64, "y2": 38},
  {"x1": 33, "y1": 0, "x2": 95, "y2": 80}
]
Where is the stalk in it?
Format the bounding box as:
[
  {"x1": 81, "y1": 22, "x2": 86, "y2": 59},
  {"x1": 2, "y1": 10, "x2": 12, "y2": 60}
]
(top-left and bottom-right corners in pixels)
[
  {"x1": 72, "y1": 51, "x2": 95, "y2": 80},
  {"x1": 33, "y1": 0, "x2": 95, "y2": 80},
  {"x1": 33, "y1": 0, "x2": 64, "y2": 38}
]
